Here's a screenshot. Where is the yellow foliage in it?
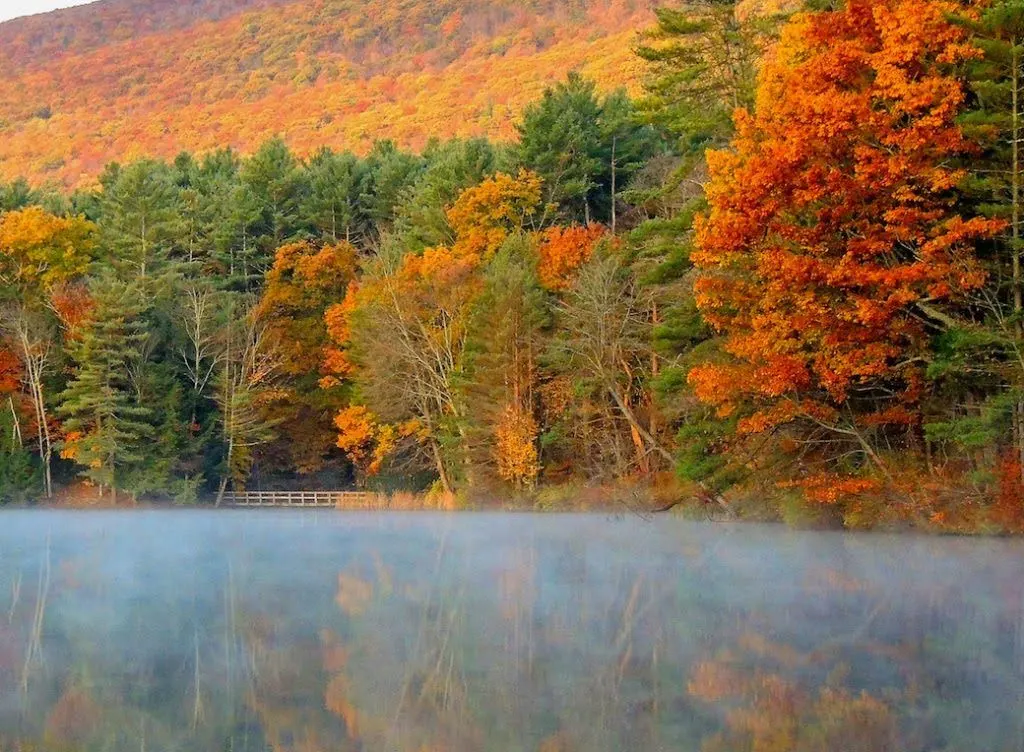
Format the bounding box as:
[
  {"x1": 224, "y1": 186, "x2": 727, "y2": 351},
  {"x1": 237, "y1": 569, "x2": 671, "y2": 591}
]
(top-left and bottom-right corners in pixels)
[
  {"x1": 334, "y1": 406, "x2": 376, "y2": 461},
  {"x1": 447, "y1": 170, "x2": 543, "y2": 259},
  {"x1": 494, "y1": 404, "x2": 540, "y2": 486},
  {"x1": 0, "y1": 207, "x2": 96, "y2": 292}
]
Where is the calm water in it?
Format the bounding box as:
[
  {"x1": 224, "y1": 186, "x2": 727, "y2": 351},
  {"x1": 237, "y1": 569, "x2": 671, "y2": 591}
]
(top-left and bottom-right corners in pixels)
[{"x1": 0, "y1": 510, "x2": 1021, "y2": 751}]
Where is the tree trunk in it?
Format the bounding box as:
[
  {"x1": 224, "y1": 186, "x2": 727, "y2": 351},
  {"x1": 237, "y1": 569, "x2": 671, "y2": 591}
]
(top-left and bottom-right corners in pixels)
[
  {"x1": 610, "y1": 137, "x2": 617, "y2": 235},
  {"x1": 1014, "y1": 38, "x2": 1024, "y2": 477},
  {"x1": 431, "y1": 440, "x2": 452, "y2": 495}
]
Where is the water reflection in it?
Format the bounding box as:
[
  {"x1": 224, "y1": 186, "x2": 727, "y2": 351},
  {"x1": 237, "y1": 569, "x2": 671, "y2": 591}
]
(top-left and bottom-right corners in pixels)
[{"x1": 0, "y1": 511, "x2": 1021, "y2": 751}]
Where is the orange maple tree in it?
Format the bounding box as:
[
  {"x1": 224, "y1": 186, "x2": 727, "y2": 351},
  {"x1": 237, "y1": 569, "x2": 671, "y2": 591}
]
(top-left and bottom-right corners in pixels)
[
  {"x1": 256, "y1": 240, "x2": 359, "y2": 473},
  {"x1": 689, "y1": 0, "x2": 1002, "y2": 488},
  {"x1": 536, "y1": 224, "x2": 606, "y2": 291}
]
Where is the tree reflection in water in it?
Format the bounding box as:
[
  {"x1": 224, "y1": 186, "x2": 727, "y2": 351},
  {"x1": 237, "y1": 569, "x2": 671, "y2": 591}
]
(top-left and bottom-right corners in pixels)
[{"x1": 0, "y1": 511, "x2": 1020, "y2": 751}]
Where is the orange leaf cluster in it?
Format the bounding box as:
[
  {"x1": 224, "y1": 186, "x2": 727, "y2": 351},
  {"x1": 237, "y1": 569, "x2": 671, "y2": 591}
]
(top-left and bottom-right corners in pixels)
[
  {"x1": 321, "y1": 283, "x2": 360, "y2": 386},
  {"x1": 536, "y1": 224, "x2": 606, "y2": 291},
  {"x1": 691, "y1": 0, "x2": 1002, "y2": 427},
  {"x1": 0, "y1": 348, "x2": 20, "y2": 395},
  {"x1": 778, "y1": 473, "x2": 882, "y2": 505},
  {"x1": 995, "y1": 454, "x2": 1024, "y2": 533},
  {"x1": 333, "y1": 405, "x2": 424, "y2": 476},
  {"x1": 259, "y1": 240, "x2": 358, "y2": 377},
  {"x1": 48, "y1": 283, "x2": 94, "y2": 339},
  {"x1": 448, "y1": 170, "x2": 543, "y2": 259}
]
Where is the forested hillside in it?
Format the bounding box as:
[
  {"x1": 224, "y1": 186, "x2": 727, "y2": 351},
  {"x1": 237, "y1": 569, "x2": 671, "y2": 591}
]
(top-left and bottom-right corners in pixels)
[{"x1": 0, "y1": 0, "x2": 651, "y2": 186}]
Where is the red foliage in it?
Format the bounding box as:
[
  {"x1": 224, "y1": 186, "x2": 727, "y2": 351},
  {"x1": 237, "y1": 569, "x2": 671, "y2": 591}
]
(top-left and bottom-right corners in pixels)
[
  {"x1": 0, "y1": 348, "x2": 20, "y2": 395},
  {"x1": 995, "y1": 453, "x2": 1024, "y2": 533}
]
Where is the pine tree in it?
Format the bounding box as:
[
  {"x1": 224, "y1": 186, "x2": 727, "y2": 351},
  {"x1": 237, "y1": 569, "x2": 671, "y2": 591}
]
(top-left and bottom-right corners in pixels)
[
  {"x1": 98, "y1": 160, "x2": 182, "y2": 282},
  {"x1": 358, "y1": 140, "x2": 426, "y2": 244},
  {"x1": 58, "y1": 275, "x2": 153, "y2": 500},
  {"x1": 303, "y1": 148, "x2": 369, "y2": 246},
  {"x1": 519, "y1": 74, "x2": 657, "y2": 225},
  {"x1": 0, "y1": 407, "x2": 40, "y2": 504},
  {"x1": 933, "y1": 0, "x2": 1024, "y2": 479},
  {"x1": 518, "y1": 73, "x2": 604, "y2": 222},
  {"x1": 634, "y1": 2, "x2": 764, "y2": 148},
  {"x1": 239, "y1": 137, "x2": 308, "y2": 273},
  {"x1": 463, "y1": 238, "x2": 547, "y2": 486}
]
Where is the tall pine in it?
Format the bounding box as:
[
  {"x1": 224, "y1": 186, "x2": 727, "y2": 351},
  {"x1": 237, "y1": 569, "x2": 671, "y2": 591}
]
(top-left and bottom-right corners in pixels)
[{"x1": 58, "y1": 276, "x2": 153, "y2": 500}]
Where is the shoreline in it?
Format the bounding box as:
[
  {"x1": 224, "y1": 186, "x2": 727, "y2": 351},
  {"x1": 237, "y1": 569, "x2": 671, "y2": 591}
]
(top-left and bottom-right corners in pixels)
[{"x1": 7, "y1": 492, "x2": 1023, "y2": 538}]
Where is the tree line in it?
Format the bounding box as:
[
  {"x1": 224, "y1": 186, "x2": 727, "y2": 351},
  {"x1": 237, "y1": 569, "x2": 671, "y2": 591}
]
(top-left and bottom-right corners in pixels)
[{"x1": 3, "y1": 0, "x2": 1024, "y2": 530}]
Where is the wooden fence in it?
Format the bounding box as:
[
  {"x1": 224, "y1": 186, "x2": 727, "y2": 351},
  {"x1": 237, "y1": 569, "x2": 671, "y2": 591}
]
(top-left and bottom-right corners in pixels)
[{"x1": 220, "y1": 490, "x2": 383, "y2": 509}]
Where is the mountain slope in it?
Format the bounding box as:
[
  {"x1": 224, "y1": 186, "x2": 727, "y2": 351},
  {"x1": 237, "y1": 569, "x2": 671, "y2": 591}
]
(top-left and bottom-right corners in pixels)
[{"x1": 0, "y1": 0, "x2": 653, "y2": 186}]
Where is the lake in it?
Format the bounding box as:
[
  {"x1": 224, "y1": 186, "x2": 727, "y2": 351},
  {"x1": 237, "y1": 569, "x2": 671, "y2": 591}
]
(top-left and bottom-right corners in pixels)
[{"x1": 0, "y1": 510, "x2": 1021, "y2": 751}]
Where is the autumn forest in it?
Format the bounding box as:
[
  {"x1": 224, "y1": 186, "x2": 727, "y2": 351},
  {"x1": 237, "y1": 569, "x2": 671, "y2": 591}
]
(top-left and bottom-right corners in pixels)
[{"x1": 1, "y1": 0, "x2": 1023, "y2": 531}]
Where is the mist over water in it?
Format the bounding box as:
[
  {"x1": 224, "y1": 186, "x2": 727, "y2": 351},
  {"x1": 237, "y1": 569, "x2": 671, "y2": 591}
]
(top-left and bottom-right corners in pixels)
[{"x1": 0, "y1": 510, "x2": 1021, "y2": 751}]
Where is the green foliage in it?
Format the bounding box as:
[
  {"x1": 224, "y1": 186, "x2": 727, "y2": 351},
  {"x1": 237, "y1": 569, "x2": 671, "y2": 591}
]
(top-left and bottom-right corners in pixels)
[
  {"x1": 395, "y1": 138, "x2": 500, "y2": 250},
  {"x1": 634, "y1": 1, "x2": 763, "y2": 148},
  {"x1": 0, "y1": 178, "x2": 36, "y2": 212},
  {"x1": 518, "y1": 73, "x2": 660, "y2": 224},
  {"x1": 98, "y1": 159, "x2": 182, "y2": 281},
  {"x1": 57, "y1": 274, "x2": 154, "y2": 497},
  {"x1": 0, "y1": 407, "x2": 40, "y2": 504},
  {"x1": 304, "y1": 147, "x2": 370, "y2": 245}
]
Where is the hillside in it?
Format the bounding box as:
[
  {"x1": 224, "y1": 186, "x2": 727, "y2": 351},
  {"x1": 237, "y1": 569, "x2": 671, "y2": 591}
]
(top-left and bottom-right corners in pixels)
[{"x1": 0, "y1": 0, "x2": 654, "y2": 187}]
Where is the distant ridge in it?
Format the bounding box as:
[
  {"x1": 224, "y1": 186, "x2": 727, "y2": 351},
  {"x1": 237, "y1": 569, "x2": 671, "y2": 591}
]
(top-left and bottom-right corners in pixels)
[{"x1": 0, "y1": 0, "x2": 653, "y2": 186}]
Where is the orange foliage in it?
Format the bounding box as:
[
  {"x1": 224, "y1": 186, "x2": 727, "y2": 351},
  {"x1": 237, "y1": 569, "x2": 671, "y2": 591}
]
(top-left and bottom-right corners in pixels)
[
  {"x1": 994, "y1": 453, "x2": 1024, "y2": 533},
  {"x1": 256, "y1": 240, "x2": 359, "y2": 473},
  {"x1": 335, "y1": 572, "x2": 374, "y2": 616},
  {"x1": 0, "y1": 0, "x2": 651, "y2": 187},
  {"x1": 536, "y1": 224, "x2": 606, "y2": 291},
  {"x1": 44, "y1": 684, "x2": 102, "y2": 748},
  {"x1": 691, "y1": 0, "x2": 1001, "y2": 437},
  {"x1": 48, "y1": 283, "x2": 94, "y2": 339},
  {"x1": 333, "y1": 405, "x2": 424, "y2": 476},
  {"x1": 778, "y1": 473, "x2": 882, "y2": 505},
  {"x1": 447, "y1": 170, "x2": 543, "y2": 258},
  {"x1": 321, "y1": 283, "x2": 360, "y2": 386},
  {"x1": 0, "y1": 348, "x2": 20, "y2": 395},
  {"x1": 689, "y1": 659, "x2": 898, "y2": 752},
  {"x1": 334, "y1": 406, "x2": 376, "y2": 463},
  {"x1": 260, "y1": 240, "x2": 358, "y2": 377}
]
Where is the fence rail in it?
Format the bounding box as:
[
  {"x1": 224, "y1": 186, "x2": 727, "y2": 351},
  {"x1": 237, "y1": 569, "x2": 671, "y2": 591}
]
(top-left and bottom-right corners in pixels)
[{"x1": 221, "y1": 490, "x2": 380, "y2": 508}]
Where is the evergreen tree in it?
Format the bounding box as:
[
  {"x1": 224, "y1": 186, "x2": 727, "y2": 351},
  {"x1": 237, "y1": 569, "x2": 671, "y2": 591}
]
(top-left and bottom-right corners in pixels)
[
  {"x1": 634, "y1": 2, "x2": 763, "y2": 148},
  {"x1": 518, "y1": 74, "x2": 658, "y2": 224},
  {"x1": 98, "y1": 160, "x2": 182, "y2": 282},
  {"x1": 518, "y1": 72, "x2": 604, "y2": 222},
  {"x1": 303, "y1": 148, "x2": 369, "y2": 245},
  {"x1": 395, "y1": 138, "x2": 499, "y2": 251},
  {"x1": 359, "y1": 140, "x2": 426, "y2": 243},
  {"x1": 0, "y1": 408, "x2": 40, "y2": 504},
  {"x1": 0, "y1": 178, "x2": 37, "y2": 212},
  {"x1": 463, "y1": 238, "x2": 548, "y2": 485},
  {"x1": 239, "y1": 137, "x2": 308, "y2": 274},
  {"x1": 929, "y1": 0, "x2": 1024, "y2": 476},
  {"x1": 625, "y1": 1, "x2": 768, "y2": 491},
  {"x1": 57, "y1": 276, "x2": 153, "y2": 500}
]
